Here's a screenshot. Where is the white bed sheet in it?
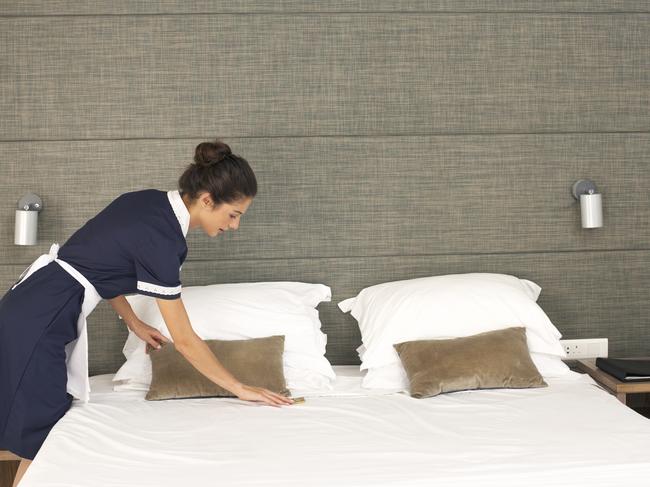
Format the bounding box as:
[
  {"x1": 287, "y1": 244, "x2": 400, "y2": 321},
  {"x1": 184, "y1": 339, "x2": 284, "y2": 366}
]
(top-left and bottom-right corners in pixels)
[{"x1": 20, "y1": 366, "x2": 650, "y2": 487}]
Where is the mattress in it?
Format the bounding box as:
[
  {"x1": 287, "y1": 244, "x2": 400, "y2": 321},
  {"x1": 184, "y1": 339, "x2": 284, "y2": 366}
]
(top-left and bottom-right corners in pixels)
[{"x1": 20, "y1": 366, "x2": 650, "y2": 487}]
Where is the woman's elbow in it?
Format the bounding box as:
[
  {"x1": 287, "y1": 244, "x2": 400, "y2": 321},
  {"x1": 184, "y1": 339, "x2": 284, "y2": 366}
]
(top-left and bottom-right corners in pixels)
[
  {"x1": 173, "y1": 339, "x2": 191, "y2": 355},
  {"x1": 173, "y1": 336, "x2": 199, "y2": 357}
]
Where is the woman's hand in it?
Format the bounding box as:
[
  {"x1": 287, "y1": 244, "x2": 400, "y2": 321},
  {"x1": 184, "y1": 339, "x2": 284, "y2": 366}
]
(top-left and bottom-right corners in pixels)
[
  {"x1": 128, "y1": 319, "x2": 169, "y2": 353},
  {"x1": 234, "y1": 384, "x2": 294, "y2": 408}
]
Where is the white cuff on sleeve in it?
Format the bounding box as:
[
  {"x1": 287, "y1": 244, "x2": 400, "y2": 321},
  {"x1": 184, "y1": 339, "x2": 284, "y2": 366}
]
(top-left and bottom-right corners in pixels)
[{"x1": 137, "y1": 281, "x2": 182, "y2": 296}]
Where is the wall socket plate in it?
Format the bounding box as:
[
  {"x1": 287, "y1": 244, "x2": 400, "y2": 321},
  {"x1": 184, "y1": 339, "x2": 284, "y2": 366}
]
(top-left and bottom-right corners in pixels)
[{"x1": 560, "y1": 338, "x2": 608, "y2": 359}]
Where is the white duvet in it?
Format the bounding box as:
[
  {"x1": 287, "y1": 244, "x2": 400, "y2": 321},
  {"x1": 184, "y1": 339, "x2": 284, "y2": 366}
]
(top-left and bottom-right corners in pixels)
[{"x1": 20, "y1": 366, "x2": 650, "y2": 487}]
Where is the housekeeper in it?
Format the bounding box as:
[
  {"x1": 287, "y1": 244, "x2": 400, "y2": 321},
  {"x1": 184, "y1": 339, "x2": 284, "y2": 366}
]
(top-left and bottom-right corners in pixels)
[{"x1": 0, "y1": 139, "x2": 293, "y2": 485}]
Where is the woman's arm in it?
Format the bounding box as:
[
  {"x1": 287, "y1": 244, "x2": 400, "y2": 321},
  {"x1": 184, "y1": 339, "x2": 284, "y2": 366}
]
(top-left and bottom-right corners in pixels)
[
  {"x1": 155, "y1": 298, "x2": 293, "y2": 407},
  {"x1": 108, "y1": 295, "x2": 168, "y2": 350},
  {"x1": 155, "y1": 297, "x2": 242, "y2": 393},
  {"x1": 108, "y1": 295, "x2": 139, "y2": 329}
]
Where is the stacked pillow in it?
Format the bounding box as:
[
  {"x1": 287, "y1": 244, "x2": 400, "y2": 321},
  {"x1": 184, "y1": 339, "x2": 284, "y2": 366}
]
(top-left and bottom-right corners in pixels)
[
  {"x1": 146, "y1": 335, "x2": 290, "y2": 401},
  {"x1": 393, "y1": 327, "x2": 548, "y2": 398},
  {"x1": 338, "y1": 273, "x2": 569, "y2": 391},
  {"x1": 113, "y1": 281, "x2": 336, "y2": 392}
]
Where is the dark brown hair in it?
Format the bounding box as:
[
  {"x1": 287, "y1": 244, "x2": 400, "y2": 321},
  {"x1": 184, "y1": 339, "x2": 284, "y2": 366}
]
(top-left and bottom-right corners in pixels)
[{"x1": 178, "y1": 139, "x2": 257, "y2": 205}]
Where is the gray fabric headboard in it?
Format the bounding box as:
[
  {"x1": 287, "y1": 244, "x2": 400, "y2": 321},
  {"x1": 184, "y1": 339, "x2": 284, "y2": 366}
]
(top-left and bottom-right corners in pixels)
[{"x1": 1, "y1": 2, "x2": 649, "y2": 375}]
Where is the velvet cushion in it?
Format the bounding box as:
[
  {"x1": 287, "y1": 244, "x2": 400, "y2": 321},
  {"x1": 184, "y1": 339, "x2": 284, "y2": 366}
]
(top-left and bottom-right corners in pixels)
[
  {"x1": 393, "y1": 327, "x2": 547, "y2": 398},
  {"x1": 146, "y1": 335, "x2": 290, "y2": 400}
]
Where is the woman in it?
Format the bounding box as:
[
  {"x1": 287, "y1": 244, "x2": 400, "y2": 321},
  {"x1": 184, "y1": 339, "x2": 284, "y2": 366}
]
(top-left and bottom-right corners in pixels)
[{"x1": 0, "y1": 139, "x2": 293, "y2": 486}]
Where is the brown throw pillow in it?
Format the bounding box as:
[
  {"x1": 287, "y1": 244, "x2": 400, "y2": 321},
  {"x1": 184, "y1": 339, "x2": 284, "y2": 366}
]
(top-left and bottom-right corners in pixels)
[
  {"x1": 146, "y1": 335, "x2": 290, "y2": 401},
  {"x1": 393, "y1": 326, "x2": 547, "y2": 399}
]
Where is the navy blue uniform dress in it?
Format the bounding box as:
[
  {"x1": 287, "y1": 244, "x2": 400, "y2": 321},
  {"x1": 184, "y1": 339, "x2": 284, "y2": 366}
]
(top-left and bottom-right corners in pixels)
[{"x1": 0, "y1": 189, "x2": 188, "y2": 459}]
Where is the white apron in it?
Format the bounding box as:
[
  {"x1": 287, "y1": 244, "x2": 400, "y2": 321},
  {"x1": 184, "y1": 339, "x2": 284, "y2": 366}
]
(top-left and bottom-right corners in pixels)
[{"x1": 11, "y1": 243, "x2": 102, "y2": 403}]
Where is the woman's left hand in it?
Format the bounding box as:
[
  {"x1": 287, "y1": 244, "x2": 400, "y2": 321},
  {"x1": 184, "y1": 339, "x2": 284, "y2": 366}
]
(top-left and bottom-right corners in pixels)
[{"x1": 128, "y1": 319, "x2": 169, "y2": 353}]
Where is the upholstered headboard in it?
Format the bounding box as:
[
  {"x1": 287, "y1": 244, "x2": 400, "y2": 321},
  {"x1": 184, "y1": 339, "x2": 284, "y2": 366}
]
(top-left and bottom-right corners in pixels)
[{"x1": 1, "y1": 2, "x2": 649, "y2": 375}]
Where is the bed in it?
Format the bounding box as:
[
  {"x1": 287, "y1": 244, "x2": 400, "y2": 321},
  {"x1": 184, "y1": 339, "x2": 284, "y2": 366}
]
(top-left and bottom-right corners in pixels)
[
  {"x1": 10, "y1": 275, "x2": 650, "y2": 486},
  {"x1": 18, "y1": 365, "x2": 650, "y2": 487}
]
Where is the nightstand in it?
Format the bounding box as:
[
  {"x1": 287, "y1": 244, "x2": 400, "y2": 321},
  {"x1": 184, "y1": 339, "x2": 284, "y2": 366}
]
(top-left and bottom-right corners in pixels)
[{"x1": 568, "y1": 358, "x2": 650, "y2": 418}]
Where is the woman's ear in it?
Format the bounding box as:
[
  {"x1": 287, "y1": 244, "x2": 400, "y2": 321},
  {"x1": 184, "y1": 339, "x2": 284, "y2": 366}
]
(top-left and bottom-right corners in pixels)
[{"x1": 198, "y1": 192, "x2": 213, "y2": 209}]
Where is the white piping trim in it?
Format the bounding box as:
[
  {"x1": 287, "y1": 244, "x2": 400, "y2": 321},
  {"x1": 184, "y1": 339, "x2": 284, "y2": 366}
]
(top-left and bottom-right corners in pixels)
[
  {"x1": 137, "y1": 280, "x2": 182, "y2": 296},
  {"x1": 167, "y1": 190, "x2": 190, "y2": 238}
]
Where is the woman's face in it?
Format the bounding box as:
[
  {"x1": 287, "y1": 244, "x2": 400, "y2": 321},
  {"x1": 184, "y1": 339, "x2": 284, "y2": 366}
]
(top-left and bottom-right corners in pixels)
[{"x1": 193, "y1": 192, "x2": 253, "y2": 238}]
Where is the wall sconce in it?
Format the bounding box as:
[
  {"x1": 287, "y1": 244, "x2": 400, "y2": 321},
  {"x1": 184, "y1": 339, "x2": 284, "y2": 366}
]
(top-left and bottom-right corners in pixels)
[
  {"x1": 571, "y1": 179, "x2": 603, "y2": 229},
  {"x1": 15, "y1": 192, "x2": 44, "y2": 245}
]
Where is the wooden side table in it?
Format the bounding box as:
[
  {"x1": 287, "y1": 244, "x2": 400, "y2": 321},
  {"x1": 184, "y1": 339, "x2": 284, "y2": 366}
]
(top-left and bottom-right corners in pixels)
[{"x1": 569, "y1": 358, "x2": 650, "y2": 417}]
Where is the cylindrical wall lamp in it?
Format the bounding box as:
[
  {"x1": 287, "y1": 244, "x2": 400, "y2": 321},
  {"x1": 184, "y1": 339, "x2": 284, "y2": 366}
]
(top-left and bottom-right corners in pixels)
[
  {"x1": 571, "y1": 180, "x2": 603, "y2": 229},
  {"x1": 15, "y1": 192, "x2": 44, "y2": 245}
]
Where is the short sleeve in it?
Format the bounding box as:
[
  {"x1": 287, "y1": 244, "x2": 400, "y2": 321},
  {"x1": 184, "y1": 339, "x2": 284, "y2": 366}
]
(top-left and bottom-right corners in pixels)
[{"x1": 134, "y1": 240, "x2": 182, "y2": 300}]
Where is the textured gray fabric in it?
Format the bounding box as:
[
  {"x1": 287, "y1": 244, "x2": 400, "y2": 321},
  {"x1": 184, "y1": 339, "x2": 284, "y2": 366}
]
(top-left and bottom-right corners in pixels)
[
  {"x1": 1, "y1": 135, "x2": 649, "y2": 265},
  {"x1": 0, "y1": 4, "x2": 649, "y2": 376},
  {"x1": 1, "y1": 14, "x2": 649, "y2": 140},
  {"x1": 1, "y1": 1, "x2": 649, "y2": 15}
]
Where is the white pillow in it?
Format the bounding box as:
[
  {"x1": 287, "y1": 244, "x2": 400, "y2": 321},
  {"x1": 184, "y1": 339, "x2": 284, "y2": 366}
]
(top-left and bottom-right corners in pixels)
[
  {"x1": 114, "y1": 281, "x2": 336, "y2": 391},
  {"x1": 339, "y1": 273, "x2": 568, "y2": 385}
]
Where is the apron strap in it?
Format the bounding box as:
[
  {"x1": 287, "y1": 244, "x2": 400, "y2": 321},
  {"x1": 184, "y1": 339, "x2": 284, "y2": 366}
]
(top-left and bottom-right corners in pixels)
[{"x1": 11, "y1": 242, "x2": 60, "y2": 290}]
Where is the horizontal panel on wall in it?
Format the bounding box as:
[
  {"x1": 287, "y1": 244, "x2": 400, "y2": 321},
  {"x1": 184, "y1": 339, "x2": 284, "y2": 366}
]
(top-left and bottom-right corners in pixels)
[
  {"x1": 1, "y1": 134, "x2": 649, "y2": 264},
  {"x1": 1, "y1": 249, "x2": 648, "y2": 374},
  {"x1": 2, "y1": 1, "x2": 650, "y2": 15},
  {"x1": 1, "y1": 14, "x2": 649, "y2": 139}
]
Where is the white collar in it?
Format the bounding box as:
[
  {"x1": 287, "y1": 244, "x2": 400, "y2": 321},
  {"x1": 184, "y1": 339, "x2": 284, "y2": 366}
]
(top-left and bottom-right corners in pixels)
[{"x1": 167, "y1": 190, "x2": 190, "y2": 238}]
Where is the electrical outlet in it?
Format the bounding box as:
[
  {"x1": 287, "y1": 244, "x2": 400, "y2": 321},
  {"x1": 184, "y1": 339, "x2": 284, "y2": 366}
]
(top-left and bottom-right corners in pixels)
[{"x1": 560, "y1": 338, "x2": 608, "y2": 359}]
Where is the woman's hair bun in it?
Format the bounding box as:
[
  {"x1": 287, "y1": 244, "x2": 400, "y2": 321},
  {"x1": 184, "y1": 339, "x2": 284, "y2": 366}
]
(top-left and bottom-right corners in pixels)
[
  {"x1": 180, "y1": 138, "x2": 257, "y2": 203},
  {"x1": 194, "y1": 139, "x2": 233, "y2": 167}
]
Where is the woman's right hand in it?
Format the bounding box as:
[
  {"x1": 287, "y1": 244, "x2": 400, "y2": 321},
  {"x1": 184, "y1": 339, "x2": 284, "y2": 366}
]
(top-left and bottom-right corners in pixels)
[{"x1": 234, "y1": 384, "x2": 294, "y2": 407}]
